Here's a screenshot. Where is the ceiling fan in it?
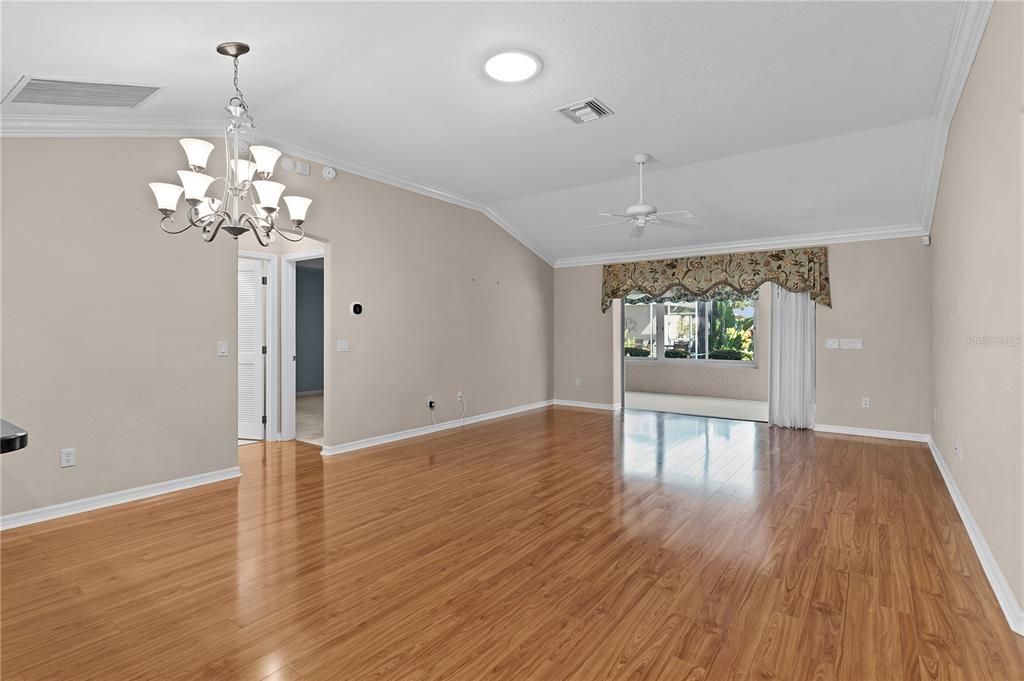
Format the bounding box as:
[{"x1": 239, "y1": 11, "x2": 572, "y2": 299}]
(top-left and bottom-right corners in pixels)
[{"x1": 581, "y1": 153, "x2": 697, "y2": 238}]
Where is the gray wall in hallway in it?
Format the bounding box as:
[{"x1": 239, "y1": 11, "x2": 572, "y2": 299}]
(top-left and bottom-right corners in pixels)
[{"x1": 296, "y1": 262, "x2": 324, "y2": 393}]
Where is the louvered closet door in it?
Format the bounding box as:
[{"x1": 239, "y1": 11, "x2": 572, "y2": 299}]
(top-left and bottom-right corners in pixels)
[{"x1": 238, "y1": 258, "x2": 266, "y2": 440}]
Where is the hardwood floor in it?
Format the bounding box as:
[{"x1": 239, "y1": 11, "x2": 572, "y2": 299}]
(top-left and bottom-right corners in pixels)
[{"x1": 2, "y1": 407, "x2": 1021, "y2": 680}]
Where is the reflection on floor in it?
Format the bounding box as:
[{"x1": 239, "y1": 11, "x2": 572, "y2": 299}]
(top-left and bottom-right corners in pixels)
[
  {"x1": 3, "y1": 407, "x2": 1017, "y2": 680},
  {"x1": 296, "y1": 393, "x2": 323, "y2": 446},
  {"x1": 626, "y1": 390, "x2": 768, "y2": 422}
]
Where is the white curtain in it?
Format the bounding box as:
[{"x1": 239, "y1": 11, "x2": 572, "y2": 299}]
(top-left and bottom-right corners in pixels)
[{"x1": 769, "y1": 284, "x2": 816, "y2": 428}]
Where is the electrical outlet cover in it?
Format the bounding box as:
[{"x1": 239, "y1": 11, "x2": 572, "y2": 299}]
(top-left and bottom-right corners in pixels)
[{"x1": 60, "y1": 447, "x2": 76, "y2": 468}]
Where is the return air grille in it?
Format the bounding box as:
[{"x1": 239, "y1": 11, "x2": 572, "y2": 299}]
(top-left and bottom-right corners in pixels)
[
  {"x1": 556, "y1": 98, "x2": 615, "y2": 124},
  {"x1": 2, "y1": 77, "x2": 160, "y2": 108}
]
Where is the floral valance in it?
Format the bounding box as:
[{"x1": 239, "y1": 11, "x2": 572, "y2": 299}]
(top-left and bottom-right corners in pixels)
[
  {"x1": 623, "y1": 285, "x2": 758, "y2": 306},
  {"x1": 601, "y1": 246, "x2": 831, "y2": 312}
]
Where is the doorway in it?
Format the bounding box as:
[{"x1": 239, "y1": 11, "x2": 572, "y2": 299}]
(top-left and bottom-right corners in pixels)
[
  {"x1": 293, "y1": 257, "x2": 324, "y2": 445},
  {"x1": 281, "y1": 246, "x2": 326, "y2": 445}
]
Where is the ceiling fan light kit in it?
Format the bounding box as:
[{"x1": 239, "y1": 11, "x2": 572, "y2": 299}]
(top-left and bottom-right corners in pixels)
[
  {"x1": 582, "y1": 153, "x2": 696, "y2": 239},
  {"x1": 147, "y1": 42, "x2": 312, "y2": 246}
]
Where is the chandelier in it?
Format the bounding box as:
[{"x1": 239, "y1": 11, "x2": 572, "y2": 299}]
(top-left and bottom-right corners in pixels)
[{"x1": 148, "y1": 42, "x2": 310, "y2": 246}]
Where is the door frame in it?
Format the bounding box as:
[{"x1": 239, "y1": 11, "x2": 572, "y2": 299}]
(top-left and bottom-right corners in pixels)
[
  {"x1": 281, "y1": 248, "x2": 327, "y2": 442},
  {"x1": 239, "y1": 251, "x2": 278, "y2": 441}
]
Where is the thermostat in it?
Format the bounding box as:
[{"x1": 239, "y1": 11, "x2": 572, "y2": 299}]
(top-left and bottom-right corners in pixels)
[
  {"x1": 323, "y1": 166, "x2": 337, "y2": 180},
  {"x1": 350, "y1": 301, "x2": 363, "y2": 316}
]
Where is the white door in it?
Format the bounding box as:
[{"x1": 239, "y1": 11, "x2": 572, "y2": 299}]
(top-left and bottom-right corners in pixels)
[{"x1": 238, "y1": 258, "x2": 266, "y2": 440}]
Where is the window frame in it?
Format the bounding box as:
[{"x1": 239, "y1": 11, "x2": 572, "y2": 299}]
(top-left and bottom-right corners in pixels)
[{"x1": 623, "y1": 300, "x2": 759, "y2": 368}]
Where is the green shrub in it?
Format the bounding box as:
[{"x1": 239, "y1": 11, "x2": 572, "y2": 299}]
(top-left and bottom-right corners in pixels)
[
  {"x1": 665, "y1": 349, "x2": 690, "y2": 359},
  {"x1": 708, "y1": 348, "x2": 746, "y2": 361},
  {"x1": 624, "y1": 346, "x2": 651, "y2": 357}
]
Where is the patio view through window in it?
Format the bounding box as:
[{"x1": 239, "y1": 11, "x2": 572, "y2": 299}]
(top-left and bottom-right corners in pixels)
[{"x1": 624, "y1": 298, "x2": 756, "y2": 362}]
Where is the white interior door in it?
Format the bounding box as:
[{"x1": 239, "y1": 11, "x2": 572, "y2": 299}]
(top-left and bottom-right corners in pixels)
[{"x1": 238, "y1": 258, "x2": 266, "y2": 440}]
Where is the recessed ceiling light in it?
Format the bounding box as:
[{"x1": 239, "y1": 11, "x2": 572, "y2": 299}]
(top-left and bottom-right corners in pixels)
[{"x1": 484, "y1": 50, "x2": 542, "y2": 83}]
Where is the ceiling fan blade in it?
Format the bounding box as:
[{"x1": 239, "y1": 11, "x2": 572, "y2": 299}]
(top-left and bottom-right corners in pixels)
[
  {"x1": 655, "y1": 210, "x2": 695, "y2": 218},
  {"x1": 580, "y1": 219, "x2": 632, "y2": 231},
  {"x1": 598, "y1": 212, "x2": 630, "y2": 218},
  {"x1": 652, "y1": 218, "x2": 700, "y2": 229}
]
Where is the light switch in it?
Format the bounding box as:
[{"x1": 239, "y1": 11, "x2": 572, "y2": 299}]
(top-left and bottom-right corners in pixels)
[
  {"x1": 336, "y1": 339, "x2": 350, "y2": 352},
  {"x1": 840, "y1": 338, "x2": 863, "y2": 350},
  {"x1": 217, "y1": 341, "x2": 229, "y2": 357},
  {"x1": 825, "y1": 338, "x2": 839, "y2": 350}
]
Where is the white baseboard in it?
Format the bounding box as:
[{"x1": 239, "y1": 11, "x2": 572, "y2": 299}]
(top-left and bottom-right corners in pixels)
[
  {"x1": 321, "y1": 400, "x2": 554, "y2": 456},
  {"x1": 552, "y1": 399, "x2": 622, "y2": 411},
  {"x1": 0, "y1": 466, "x2": 241, "y2": 531},
  {"x1": 813, "y1": 424, "x2": 930, "y2": 442},
  {"x1": 928, "y1": 438, "x2": 1024, "y2": 636}
]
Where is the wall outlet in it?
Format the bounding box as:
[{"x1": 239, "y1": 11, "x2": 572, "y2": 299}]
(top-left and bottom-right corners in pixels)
[
  {"x1": 825, "y1": 338, "x2": 839, "y2": 350},
  {"x1": 954, "y1": 443, "x2": 963, "y2": 461},
  {"x1": 336, "y1": 339, "x2": 350, "y2": 352},
  {"x1": 861, "y1": 397, "x2": 871, "y2": 408},
  {"x1": 427, "y1": 396, "x2": 436, "y2": 410},
  {"x1": 575, "y1": 377, "x2": 582, "y2": 386},
  {"x1": 457, "y1": 391, "x2": 464, "y2": 402},
  {"x1": 60, "y1": 447, "x2": 76, "y2": 468}
]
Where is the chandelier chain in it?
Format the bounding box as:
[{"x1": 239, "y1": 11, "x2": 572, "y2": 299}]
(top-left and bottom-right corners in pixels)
[{"x1": 230, "y1": 56, "x2": 249, "y2": 114}]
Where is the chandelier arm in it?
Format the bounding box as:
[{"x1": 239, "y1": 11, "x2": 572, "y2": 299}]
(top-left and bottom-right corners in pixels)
[
  {"x1": 159, "y1": 215, "x2": 194, "y2": 235},
  {"x1": 244, "y1": 215, "x2": 271, "y2": 247},
  {"x1": 185, "y1": 208, "x2": 225, "y2": 231},
  {"x1": 274, "y1": 224, "x2": 305, "y2": 242},
  {"x1": 201, "y1": 215, "x2": 227, "y2": 243}
]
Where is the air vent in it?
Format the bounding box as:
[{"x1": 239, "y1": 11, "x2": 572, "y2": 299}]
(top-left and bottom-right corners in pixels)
[
  {"x1": 556, "y1": 98, "x2": 614, "y2": 125},
  {"x1": 2, "y1": 76, "x2": 160, "y2": 108}
]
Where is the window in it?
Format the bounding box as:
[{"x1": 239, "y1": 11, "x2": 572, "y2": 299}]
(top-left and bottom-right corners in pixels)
[
  {"x1": 624, "y1": 298, "x2": 757, "y2": 363},
  {"x1": 624, "y1": 302, "x2": 657, "y2": 358}
]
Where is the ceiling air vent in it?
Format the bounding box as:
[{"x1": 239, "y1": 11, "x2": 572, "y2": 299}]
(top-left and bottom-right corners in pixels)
[
  {"x1": 2, "y1": 76, "x2": 160, "y2": 108},
  {"x1": 556, "y1": 98, "x2": 614, "y2": 125}
]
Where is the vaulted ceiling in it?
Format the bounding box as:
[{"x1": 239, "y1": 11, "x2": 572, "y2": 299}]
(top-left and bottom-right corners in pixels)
[{"x1": 1, "y1": 1, "x2": 991, "y2": 265}]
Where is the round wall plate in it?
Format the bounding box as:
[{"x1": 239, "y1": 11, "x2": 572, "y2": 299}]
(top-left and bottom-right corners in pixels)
[
  {"x1": 323, "y1": 166, "x2": 337, "y2": 180},
  {"x1": 281, "y1": 157, "x2": 296, "y2": 172}
]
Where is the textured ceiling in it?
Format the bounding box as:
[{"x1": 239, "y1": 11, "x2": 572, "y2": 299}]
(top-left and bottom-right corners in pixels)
[{"x1": 1, "y1": 2, "x2": 978, "y2": 264}]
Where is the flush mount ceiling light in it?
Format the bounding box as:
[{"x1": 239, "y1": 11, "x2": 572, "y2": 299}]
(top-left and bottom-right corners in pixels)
[
  {"x1": 147, "y1": 42, "x2": 311, "y2": 246},
  {"x1": 484, "y1": 50, "x2": 542, "y2": 83}
]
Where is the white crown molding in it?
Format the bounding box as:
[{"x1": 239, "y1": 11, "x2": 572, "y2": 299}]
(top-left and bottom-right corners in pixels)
[
  {"x1": 919, "y1": 0, "x2": 993, "y2": 231},
  {"x1": 0, "y1": 466, "x2": 241, "y2": 531},
  {"x1": 552, "y1": 222, "x2": 927, "y2": 268},
  {"x1": 0, "y1": 113, "x2": 222, "y2": 138},
  {"x1": 813, "y1": 424, "x2": 929, "y2": 443},
  {"x1": 928, "y1": 438, "x2": 1024, "y2": 636},
  {"x1": 321, "y1": 400, "x2": 553, "y2": 456}
]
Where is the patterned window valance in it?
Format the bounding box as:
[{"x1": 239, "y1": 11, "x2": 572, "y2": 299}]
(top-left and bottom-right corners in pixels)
[{"x1": 601, "y1": 246, "x2": 831, "y2": 312}]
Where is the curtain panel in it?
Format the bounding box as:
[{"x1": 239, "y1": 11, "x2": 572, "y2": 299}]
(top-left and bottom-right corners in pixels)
[{"x1": 600, "y1": 246, "x2": 831, "y2": 312}]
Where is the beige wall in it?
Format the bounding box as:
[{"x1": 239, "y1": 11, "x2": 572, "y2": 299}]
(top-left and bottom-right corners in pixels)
[
  {"x1": 1, "y1": 138, "x2": 238, "y2": 515},
  {"x1": 1, "y1": 136, "x2": 553, "y2": 515},
  {"x1": 930, "y1": 0, "x2": 1023, "y2": 604},
  {"x1": 624, "y1": 283, "x2": 771, "y2": 401},
  {"x1": 553, "y1": 265, "x2": 618, "y2": 406},
  {"x1": 816, "y1": 237, "x2": 931, "y2": 433},
  {"x1": 274, "y1": 159, "x2": 554, "y2": 445}
]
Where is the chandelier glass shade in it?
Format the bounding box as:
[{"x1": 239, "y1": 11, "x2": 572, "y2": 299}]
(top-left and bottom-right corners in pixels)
[{"x1": 148, "y1": 42, "x2": 311, "y2": 246}]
